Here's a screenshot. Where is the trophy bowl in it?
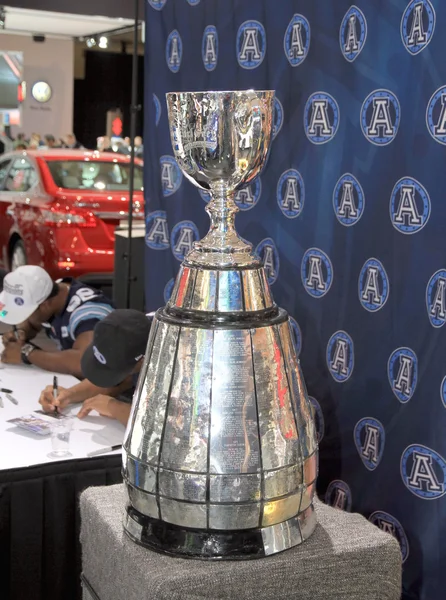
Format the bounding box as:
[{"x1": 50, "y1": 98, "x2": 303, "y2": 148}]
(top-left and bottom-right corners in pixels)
[{"x1": 166, "y1": 90, "x2": 274, "y2": 194}]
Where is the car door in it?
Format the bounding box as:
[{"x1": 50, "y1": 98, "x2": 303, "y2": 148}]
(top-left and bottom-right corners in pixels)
[
  {"x1": 1, "y1": 157, "x2": 38, "y2": 268},
  {"x1": 0, "y1": 157, "x2": 13, "y2": 268}
]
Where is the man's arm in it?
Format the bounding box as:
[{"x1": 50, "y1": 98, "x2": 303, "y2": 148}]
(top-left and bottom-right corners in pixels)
[
  {"x1": 2, "y1": 318, "x2": 41, "y2": 344},
  {"x1": 28, "y1": 330, "x2": 94, "y2": 377}
]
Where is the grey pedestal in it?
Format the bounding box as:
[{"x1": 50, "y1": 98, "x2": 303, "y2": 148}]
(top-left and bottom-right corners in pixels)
[{"x1": 80, "y1": 484, "x2": 401, "y2": 600}]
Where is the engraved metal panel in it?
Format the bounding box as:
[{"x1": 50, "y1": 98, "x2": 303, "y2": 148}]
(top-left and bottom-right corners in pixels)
[
  {"x1": 124, "y1": 513, "x2": 143, "y2": 540},
  {"x1": 299, "y1": 504, "x2": 317, "y2": 541},
  {"x1": 209, "y1": 473, "x2": 261, "y2": 503},
  {"x1": 251, "y1": 325, "x2": 299, "y2": 470},
  {"x1": 264, "y1": 464, "x2": 303, "y2": 500},
  {"x1": 159, "y1": 468, "x2": 207, "y2": 502},
  {"x1": 128, "y1": 321, "x2": 179, "y2": 462},
  {"x1": 259, "y1": 268, "x2": 273, "y2": 307},
  {"x1": 209, "y1": 329, "x2": 260, "y2": 474},
  {"x1": 242, "y1": 269, "x2": 266, "y2": 312},
  {"x1": 300, "y1": 480, "x2": 316, "y2": 512},
  {"x1": 160, "y1": 328, "x2": 212, "y2": 472},
  {"x1": 126, "y1": 457, "x2": 157, "y2": 493},
  {"x1": 209, "y1": 503, "x2": 260, "y2": 530},
  {"x1": 159, "y1": 497, "x2": 207, "y2": 529},
  {"x1": 190, "y1": 269, "x2": 217, "y2": 311},
  {"x1": 262, "y1": 492, "x2": 302, "y2": 527},
  {"x1": 127, "y1": 485, "x2": 159, "y2": 519},
  {"x1": 262, "y1": 515, "x2": 302, "y2": 556},
  {"x1": 278, "y1": 321, "x2": 317, "y2": 458},
  {"x1": 217, "y1": 270, "x2": 243, "y2": 312},
  {"x1": 303, "y1": 452, "x2": 318, "y2": 484},
  {"x1": 174, "y1": 266, "x2": 196, "y2": 309}
]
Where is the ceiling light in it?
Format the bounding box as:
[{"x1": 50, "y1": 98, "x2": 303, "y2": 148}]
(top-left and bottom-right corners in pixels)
[
  {"x1": 98, "y1": 36, "x2": 108, "y2": 49},
  {"x1": 86, "y1": 37, "x2": 96, "y2": 48}
]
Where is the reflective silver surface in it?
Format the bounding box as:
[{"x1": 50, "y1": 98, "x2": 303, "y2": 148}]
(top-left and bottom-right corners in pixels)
[
  {"x1": 166, "y1": 90, "x2": 274, "y2": 268},
  {"x1": 123, "y1": 90, "x2": 318, "y2": 559}
]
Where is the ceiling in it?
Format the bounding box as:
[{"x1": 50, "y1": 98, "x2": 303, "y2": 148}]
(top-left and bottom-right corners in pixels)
[{"x1": 1, "y1": 6, "x2": 134, "y2": 38}]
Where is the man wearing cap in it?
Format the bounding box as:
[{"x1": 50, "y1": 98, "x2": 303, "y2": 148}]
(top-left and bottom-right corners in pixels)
[
  {"x1": 0, "y1": 265, "x2": 114, "y2": 376},
  {"x1": 38, "y1": 309, "x2": 153, "y2": 425}
]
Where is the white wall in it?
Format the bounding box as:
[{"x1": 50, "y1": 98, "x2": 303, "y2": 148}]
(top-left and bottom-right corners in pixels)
[{"x1": 0, "y1": 33, "x2": 74, "y2": 140}]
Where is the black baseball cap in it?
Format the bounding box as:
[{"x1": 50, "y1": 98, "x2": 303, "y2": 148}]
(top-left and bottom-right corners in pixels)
[{"x1": 81, "y1": 309, "x2": 153, "y2": 388}]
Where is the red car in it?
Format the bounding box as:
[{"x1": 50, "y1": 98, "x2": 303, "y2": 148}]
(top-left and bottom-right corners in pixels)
[{"x1": 0, "y1": 149, "x2": 144, "y2": 283}]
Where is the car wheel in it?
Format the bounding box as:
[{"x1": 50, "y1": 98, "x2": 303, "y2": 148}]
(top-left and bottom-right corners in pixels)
[{"x1": 10, "y1": 240, "x2": 27, "y2": 271}]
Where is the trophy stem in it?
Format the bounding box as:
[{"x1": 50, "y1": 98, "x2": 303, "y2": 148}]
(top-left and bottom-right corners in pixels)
[{"x1": 185, "y1": 181, "x2": 258, "y2": 268}]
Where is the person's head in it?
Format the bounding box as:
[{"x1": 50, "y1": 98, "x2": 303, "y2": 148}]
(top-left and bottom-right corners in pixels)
[
  {"x1": 134, "y1": 136, "x2": 143, "y2": 147},
  {"x1": 17, "y1": 132, "x2": 26, "y2": 141},
  {"x1": 65, "y1": 133, "x2": 76, "y2": 147},
  {"x1": 124, "y1": 136, "x2": 130, "y2": 145},
  {"x1": 0, "y1": 266, "x2": 59, "y2": 326},
  {"x1": 14, "y1": 143, "x2": 27, "y2": 151},
  {"x1": 44, "y1": 134, "x2": 56, "y2": 148},
  {"x1": 81, "y1": 309, "x2": 153, "y2": 388}
]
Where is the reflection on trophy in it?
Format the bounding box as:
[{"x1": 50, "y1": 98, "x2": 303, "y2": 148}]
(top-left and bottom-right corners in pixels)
[{"x1": 122, "y1": 90, "x2": 318, "y2": 559}]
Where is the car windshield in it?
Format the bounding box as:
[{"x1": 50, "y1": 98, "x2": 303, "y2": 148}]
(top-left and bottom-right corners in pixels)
[{"x1": 46, "y1": 160, "x2": 143, "y2": 191}]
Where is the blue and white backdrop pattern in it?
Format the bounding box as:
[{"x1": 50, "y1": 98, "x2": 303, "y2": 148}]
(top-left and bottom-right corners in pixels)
[{"x1": 143, "y1": 2, "x2": 445, "y2": 598}]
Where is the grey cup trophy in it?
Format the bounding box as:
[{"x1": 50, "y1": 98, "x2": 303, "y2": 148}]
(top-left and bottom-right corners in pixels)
[{"x1": 122, "y1": 90, "x2": 318, "y2": 559}]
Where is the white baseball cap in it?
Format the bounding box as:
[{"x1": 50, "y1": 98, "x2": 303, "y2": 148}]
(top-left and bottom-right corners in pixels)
[{"x1": 0, "y1": 266, "x2": 53, "y2": 325}]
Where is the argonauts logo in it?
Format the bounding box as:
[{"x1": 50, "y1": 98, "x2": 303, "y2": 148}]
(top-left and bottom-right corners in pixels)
[
  {"x1": 289, "y1": 316, "x2": 302, "y2": 357},
  {"x1": 237, "y1": 20, "x2": 266, "y2": 70},
  {"x1": 388, "y1": 347, "x2": 418, "y2": 403},
  {"x1": 234, "y1": 178, "x2": 261, "y2": 211},
  {"x1": 426, "y1": 85, "x2": 446, "y2": 145},
  {"x1": 186, "y1": 0, "x2": 200, "y2": 4},
  {"x1": 361, "y1": 89, "x2": 401, "y2": 146},
  {"x1": 256, "y1": 238, "x2": 279, "y2": 285},
  {"x1": 369, "y1": 512, "x2": 409, "y2": 563},
  {"x1": 390, "y1": 177, "x2": 430, "y2": 234},
  {"x1": 284, "y1": 14, "x2": 310, "y2": 67},
  {"x1": 164, "y1": 278, "x2": 175, "y2": 303},
  {"x1": 166, "y1": 30, "x2": 182, "y2": 73},
  {"x1": 441, "y1": 376, "x2": 446, "y2": 408},
  {"x1": 171, "y1": 220, "x2": 199, "y2": 262},
  {"x1": 308, "y1": 396, "x2": 325, "y2": 442},
  {"x1": 401, "y1": 444, "x2": 446, "y2": 499},
  {"x1": 333, "y1": 173, "x2": 365, "y2": 226},
  {"x1": 325, "y1": 480, "x2": 352, "y2": 511},
  {"x1": 358, "y1": 258, "x2": 389, "y2": 313},
  {"x1": 340, "y1": 5, "x2": 367, "y2": 62},
  {"x1": 273, "y1": 97, "x2": 284, "y2": 140},
  {"x1": 304, "y1": 92, "x2": 340, "y2": 144},
  {"x1": 153, "y1": 94, "x2": 161, "y2": 127},
  {"x1": 198, "y1": 188, "x2": 211, "y2": 203},
  {"x1": 301, "y1": 248, "x2": 333, "y2": 298},
  {"x1": 145, "y1": 210, "x2": 170, "y2": 250},
  {"x1": 354, "y1": 417, "x2": 385, "y2": 471},
  {"x1": 148, "y1": 0, "x2": 167, "y2": 10},
  {"x1": 426, "y1": 269, "x2": 446, "y2": 328},
  {"x1": 277, "y1": 169, "x2": 304, "y2": 218},
  {"x1": 202, "y1": 25, "x2": 218, "y2": 71},
  {"x1": 326, "y1": 330, "x2": 354, "y2": 383},
  {"x1": 401, "y1": 0, "x2": 435, "y2": 55},
  {"x1": 160, "y1": 155, "x2": 182, "y2": 197}
]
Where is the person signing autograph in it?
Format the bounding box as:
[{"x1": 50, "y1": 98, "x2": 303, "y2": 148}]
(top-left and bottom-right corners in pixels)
[
  {"x1": 38, "y1": 309, "x2": 153, "y2": 425},
  {"x1": 0, "y1": 266, "x2": 114, "y2": 377}
]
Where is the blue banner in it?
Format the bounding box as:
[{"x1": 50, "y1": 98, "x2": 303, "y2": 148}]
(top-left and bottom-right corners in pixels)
[{"x1": 143, "y1": 2, "x2": 445, "y2": 598}]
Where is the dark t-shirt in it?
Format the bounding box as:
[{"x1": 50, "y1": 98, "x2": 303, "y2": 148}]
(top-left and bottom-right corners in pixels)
[{"x1": 41, "y1": 279, "x2": 114, "y2": 350}]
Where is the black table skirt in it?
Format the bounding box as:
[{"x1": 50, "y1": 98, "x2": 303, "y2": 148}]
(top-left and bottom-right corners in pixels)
[{"x1": 0, "y1": 456, "x2": 123, "y2": 600}]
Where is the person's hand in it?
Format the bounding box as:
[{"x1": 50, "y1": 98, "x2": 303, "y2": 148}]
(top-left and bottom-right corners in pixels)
[
  {"x1": 1, "y1": 340, "x2": 24, "y2": 365},
  {"x1": 77, "y1": 395, "x2": 118, "y2": 420},
  {"x1": 38, "y1": 385, "x2": 71, "y2": 413},
  {"x1": 2, "y1": 329, "x2": 26, "y2": 345}
]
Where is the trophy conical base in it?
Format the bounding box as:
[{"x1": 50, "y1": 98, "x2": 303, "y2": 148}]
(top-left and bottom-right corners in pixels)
[{"x1": 123, "y1": 503, "x2": 316, "y2": 560}]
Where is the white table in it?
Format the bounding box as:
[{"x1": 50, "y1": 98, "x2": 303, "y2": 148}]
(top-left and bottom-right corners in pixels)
[{"x1": 0, "y1": 360, "x2": 125, "y2": 471}]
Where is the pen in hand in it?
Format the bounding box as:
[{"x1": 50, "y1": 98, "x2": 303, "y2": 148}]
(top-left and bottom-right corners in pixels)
[
  {"x1": 53, "y1": 376, "x2": 59, "y2": 414},
  {"x1": 13, "y1": 325, "x2": 19, "y2": 340}
]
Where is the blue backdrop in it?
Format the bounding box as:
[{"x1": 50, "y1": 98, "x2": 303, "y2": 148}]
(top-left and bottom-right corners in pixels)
[{"x1": 143, "y1": 2, "x2": 446, "y2": 598}]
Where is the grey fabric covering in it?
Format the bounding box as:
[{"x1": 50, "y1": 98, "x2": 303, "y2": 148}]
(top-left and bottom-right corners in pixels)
[{"x1": 80, "y1": 484, "x2": 401, "y2": 600}]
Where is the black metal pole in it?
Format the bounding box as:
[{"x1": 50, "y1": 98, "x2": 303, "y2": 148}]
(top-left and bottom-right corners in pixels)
[{"x1": 124, "y1": 0, "x2": 140, "y2": 308}]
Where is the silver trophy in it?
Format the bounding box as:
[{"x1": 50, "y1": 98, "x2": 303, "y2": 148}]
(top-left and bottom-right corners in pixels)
[{"x1": 122, "y1": 90, "x2": 318, "y2": 559}]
